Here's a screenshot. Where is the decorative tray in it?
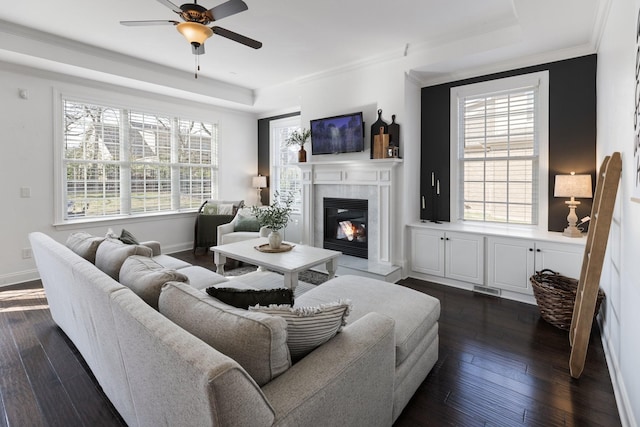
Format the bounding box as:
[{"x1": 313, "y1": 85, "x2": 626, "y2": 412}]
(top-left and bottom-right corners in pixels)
[{"x1": 254, "y1": 243, "x2": 295, "y2": 253}]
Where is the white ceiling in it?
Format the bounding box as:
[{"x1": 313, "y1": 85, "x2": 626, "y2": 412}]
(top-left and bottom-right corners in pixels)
[{"x1": 0, "y1": 0, "x2": 608, "y2": 111}]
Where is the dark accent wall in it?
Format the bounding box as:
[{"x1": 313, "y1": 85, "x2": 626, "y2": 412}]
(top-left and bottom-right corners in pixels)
[
  {"x1": 420, "y1": 54, "x2": 597, "y2": 232},
  {"x1": 257, "y1": 112, "x2": 300, "y2": 205}
]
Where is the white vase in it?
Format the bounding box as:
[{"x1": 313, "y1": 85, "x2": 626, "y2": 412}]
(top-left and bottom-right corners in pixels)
[{"x1": 268, "y1": 230, "x2": 283, "y2": 249}]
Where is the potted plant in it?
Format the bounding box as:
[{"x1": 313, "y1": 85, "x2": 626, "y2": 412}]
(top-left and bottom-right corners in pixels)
[
  {"x1": 252, "y1": 191, "x2": 295, "y2": 249},
  {"x1": 286, "y1": 128, "x2": 311, "y2": 162}
]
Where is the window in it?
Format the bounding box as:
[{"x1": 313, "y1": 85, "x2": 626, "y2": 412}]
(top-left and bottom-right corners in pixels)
[
  {"x1": 451, "y1": 71, "x2": 549, "y2": 228},
  {"x1": 60, "y1": 98, "x2": 217, "y2": 222},
  {"x1": 270, "y1": 116, "x2": 302, "y2": 212}
]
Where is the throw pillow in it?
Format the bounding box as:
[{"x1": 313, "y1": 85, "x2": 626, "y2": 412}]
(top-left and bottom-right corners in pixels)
[
  {"x1": 65, "y1": 232, "x2": 104, "y2": 263},
  {"x1": 234, "y1": 216, "x2": 261, "y2": 232},
  {"x1": 119, "y1": 255, "x2": 188, "y2": 309},
  {"x1": 206, "y1": 287, "x2": 294, "y2": 309},
  {"x1": 95, "y1": 238, "x2": 153, "y2": 280},
  {"x1": 202, "y1": 200, "x2": 244, "y2": 216},
  {"x1": 160, "y1": 282, "x2": 290, "y2": 386},
  {"x1": 118, "y1": 229, "x2": 140, "y2": 245},
  {"x1": 249, "y1": 300, "x2": 352, "y2": 361}
]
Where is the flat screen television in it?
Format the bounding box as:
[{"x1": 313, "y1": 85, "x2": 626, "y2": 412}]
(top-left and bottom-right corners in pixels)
[{"x1": 310, "y1": 112, "x2": 365, "y2": 155}]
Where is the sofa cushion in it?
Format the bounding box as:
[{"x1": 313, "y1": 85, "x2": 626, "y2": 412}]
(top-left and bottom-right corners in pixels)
[
  {"x1": 151, "y1": 254, "x2": 192, "y2": 270},
  {"x1": 296, "y1": 275, "x2": 441, "y2": 367},
  {"x1": 66, "y1": 232, "x2": 105, "y2": 263},
  {"x1": 249, "y1": 300, "x2": 351, "y2": 361},
  {"x1": 159, "y1": 282, "x2": 290, "y2": 386},
  {"x1": 95, "y1": 238, "x2": 153, "y2": 280},
  {"x1": 202, "y1": 200, "x2": 244, "y2": 216},
  {"x1": 177, "y1": 265, "x2": 229, "y2": 291},
  {"x1": 206, "y1": 287, "x2": 293, "y2": 309},
  {"x1": 119, "y1": 255, "x2": 188, "y2": 309}
]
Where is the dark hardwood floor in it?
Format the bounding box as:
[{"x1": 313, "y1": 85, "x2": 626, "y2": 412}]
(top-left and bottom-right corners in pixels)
[{"x1": 0, "y1": 251, "x2": 620, "y2": 426}]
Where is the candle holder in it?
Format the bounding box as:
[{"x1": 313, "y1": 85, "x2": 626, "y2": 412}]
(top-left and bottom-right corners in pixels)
[{"x1": 430, "y1": 175, "x2": 441, "y2": 224}]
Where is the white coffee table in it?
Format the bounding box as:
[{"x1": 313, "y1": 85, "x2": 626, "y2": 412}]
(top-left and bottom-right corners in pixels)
[{"x1": 211, "y1": 238, "x2": 341, "y2": 291}]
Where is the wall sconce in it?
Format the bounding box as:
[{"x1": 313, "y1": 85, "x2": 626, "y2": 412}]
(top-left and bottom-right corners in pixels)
[
  {"x1": 554, "y1": 172, "x2": 593, "y2": 237},
  {"x1": 252, "y1": 175, "x2": 267, "y2": 206}
]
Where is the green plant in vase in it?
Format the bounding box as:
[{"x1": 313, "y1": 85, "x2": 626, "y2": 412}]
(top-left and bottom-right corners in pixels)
[
  {"x1": 286, "y1": 128, "x2": 311, "y2": 163},
  {"x1": 252, "y1": 191, "x2": 295, "y2": 249}
]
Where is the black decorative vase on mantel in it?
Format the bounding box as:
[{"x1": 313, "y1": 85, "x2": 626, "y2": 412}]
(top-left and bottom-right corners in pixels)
[
  {"x1": 388, "y1": 115, "x2": 400, "y2": 149},
  {"x1": 370, "y1": 109, "x2": 388, "y2": 159}
]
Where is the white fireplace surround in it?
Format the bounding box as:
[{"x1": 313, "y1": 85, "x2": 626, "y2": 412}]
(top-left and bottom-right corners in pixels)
[{"x1": 298, "y1": 159, "x2": 402, "y2": 265}]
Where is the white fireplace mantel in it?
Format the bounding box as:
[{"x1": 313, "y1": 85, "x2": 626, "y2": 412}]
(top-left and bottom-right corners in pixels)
[{"x1": 298, "y1": 158, "x2": 402, "y2": 264}]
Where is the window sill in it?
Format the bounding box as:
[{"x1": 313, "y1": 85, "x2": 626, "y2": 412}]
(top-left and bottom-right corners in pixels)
[{"x1": 53, "y1": 210, "x2": 198, "y2": 231}]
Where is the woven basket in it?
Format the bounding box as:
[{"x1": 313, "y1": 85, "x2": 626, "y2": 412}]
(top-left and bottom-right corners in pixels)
[{"x1": 530, "y1": 269, "x2": 605, "y2": 331}]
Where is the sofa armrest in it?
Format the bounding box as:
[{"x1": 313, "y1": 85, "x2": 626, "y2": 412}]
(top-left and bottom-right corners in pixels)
[
  {"x1": 217, "y1": 222, "x2": 236, "y2": 245},
  {"x1": 261, "y1": 312, "x2": 395, "y2": 427},
  {"x1": 140, "y1": 241, "x2": 161, "y2": 256}
]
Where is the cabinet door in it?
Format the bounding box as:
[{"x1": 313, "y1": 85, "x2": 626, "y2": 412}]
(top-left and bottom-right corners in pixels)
[
  {"x1": 534, "y1": 241, "x2": 583, "y2": 279},
  {"x1": 487, "y1": 237, "x2": 534, "y2": 294},
  {"x1": 445, "y1": 232, "x2": 484, "y2": 285},
  {"x1": 411, "y1": 228, "x2": 445, "y2": 277}
]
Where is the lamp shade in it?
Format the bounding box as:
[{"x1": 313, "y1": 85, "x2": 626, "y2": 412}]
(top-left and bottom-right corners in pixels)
[
  {"x1": 554, "y1": 173, "x2": 593, "y2": 198},
  {"x1": 176, "y1": 22, "x2": 213, "y2": 46},
  {"x1": 252, "y1": 175, "x2": 267, "y2": 188}
]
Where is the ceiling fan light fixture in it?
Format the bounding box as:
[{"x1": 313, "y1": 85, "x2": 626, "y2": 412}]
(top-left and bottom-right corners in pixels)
[{"x1": 176, "y1": 22, "x2": 213, "y2": 46}]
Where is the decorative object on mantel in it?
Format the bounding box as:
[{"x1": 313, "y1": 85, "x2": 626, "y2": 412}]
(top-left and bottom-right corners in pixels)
[
  {"x1": 251, "y1": 191, "x2": 294, "y2": 249},
  {"x1": 286, "y1": 128, "x2": 311, "y2": 163},
  {"x1": 370, "y1": 109, "x2": 388, "y2": 159},
  {"x1": 373, "y1": 126, "x2": 389, "y2": 159},
  {"x1": 255, "y1": 242, "x2": 295, "y2": 253},
  {"x1": 388, "y1": 114, "x2": 400, "y2": 157}
]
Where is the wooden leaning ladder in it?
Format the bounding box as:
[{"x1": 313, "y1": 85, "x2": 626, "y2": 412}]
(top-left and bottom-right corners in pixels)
[{"x1": 569, "y1": 152, "x2": 622, "y2": 378}]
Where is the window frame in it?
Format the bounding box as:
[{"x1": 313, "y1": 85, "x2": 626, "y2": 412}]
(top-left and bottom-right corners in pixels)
[
  {"x1": 53, "y1": 90, "x2": 219, "y2": 225},
  {"x1": 450, "y1": 71, "x2": 549, "y2": 230},
  {"x1": 269, "y1": 115, "x2": 302, "y2": 213}
]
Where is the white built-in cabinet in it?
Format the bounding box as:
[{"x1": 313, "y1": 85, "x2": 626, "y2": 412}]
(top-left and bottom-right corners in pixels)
[
  {"x1": 411, "y1": 228, "x2": 484, "y2": 285},
  {"x1": 409, "y1": 223, "x2": 585, "y2": 304},
  {"x1": 486, "y1": 237, "x2": 583, "y2": 295}
]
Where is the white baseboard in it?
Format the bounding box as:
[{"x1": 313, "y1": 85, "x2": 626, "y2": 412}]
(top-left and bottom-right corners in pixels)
[
  {"x1": 0, "y1": 268, "x2": 40, "y2": 288},
  {"x1": 598, "y1": 316, "x2": 637, "y2": 427}
]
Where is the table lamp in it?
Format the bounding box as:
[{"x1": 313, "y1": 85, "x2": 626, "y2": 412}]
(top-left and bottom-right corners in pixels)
[
  {"x1": 554, "y1": 172, "x2": 593, "y2": 237},
  {"x1": 252, "y1": 175, "x2": 267, "y2": 205}
]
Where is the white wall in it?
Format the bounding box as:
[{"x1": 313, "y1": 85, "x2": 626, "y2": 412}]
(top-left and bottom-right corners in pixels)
[
  {"x1": 596, "y1": 0, "x2": 640, "y2": 425},
  {"x1": 0, "y1": 62, "x2": 258, "y2": 286}
]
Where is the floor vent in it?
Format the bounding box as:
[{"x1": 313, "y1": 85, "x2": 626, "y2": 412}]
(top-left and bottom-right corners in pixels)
[{"x1": 473, "y1": 285, "x2": 501, "y2": 296}]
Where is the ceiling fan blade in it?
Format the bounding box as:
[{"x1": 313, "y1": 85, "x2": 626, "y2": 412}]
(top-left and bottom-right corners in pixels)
[
  {"x1": 206, "y1": 0, "x2": 248, "y2": 22},
  {"x1": 120, "y1": 20, "x2": 179, "y2": 26},
  {"x1": 212, "y1": 26, "x2": 262, "y2": 49},
  {"x1": 156, "y1": 0, "x2": 181, "y2": 13}
]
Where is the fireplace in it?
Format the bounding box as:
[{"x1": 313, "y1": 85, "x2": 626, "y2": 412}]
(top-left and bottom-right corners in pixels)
[{"x1": 323, "y1": 198, "x2": 368, "y2": 259}]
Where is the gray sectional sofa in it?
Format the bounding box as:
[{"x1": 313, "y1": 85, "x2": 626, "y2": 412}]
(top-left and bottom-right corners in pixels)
[{"x1": 29, "y1": 231, "x2": 439, "y2": 426}]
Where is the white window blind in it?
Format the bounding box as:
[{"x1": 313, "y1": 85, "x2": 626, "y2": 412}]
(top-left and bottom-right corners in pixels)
[
  {"x1": 62, "y1": 99, "x2": 217, "y2": 221},
  {"x1": 270, "y1": 117, "x2": 302, "y2": 212},
  {"x1": 457, "y1": 85, "x2": 540, "y2": 225}
]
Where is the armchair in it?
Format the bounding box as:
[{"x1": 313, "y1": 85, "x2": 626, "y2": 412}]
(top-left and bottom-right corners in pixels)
[
  {"x1": 193, "y1": 200, "x2": 244, "y2": 253},
  {"x1": 217, "y1": 207, "x2": 270, "y2": 245}
]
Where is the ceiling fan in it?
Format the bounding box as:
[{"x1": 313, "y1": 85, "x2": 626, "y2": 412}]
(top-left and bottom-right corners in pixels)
[{"x1": 121, "y1": 0, "x2": 262, "y2": 61}]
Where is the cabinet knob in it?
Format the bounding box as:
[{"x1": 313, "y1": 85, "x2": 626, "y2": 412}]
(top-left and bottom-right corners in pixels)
[
  {"x1": 445, "y1": 237, "x2": 450, "y2": 241},
  {"x1": 536, "y1": 249, "x2": 541, "y2": 252},
  {"x1": 440, "y1": 237, "x2": 444, "y2": 240},
  {"x1": 529, "y1": 248, "x2": 533, "y2": 251}
]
